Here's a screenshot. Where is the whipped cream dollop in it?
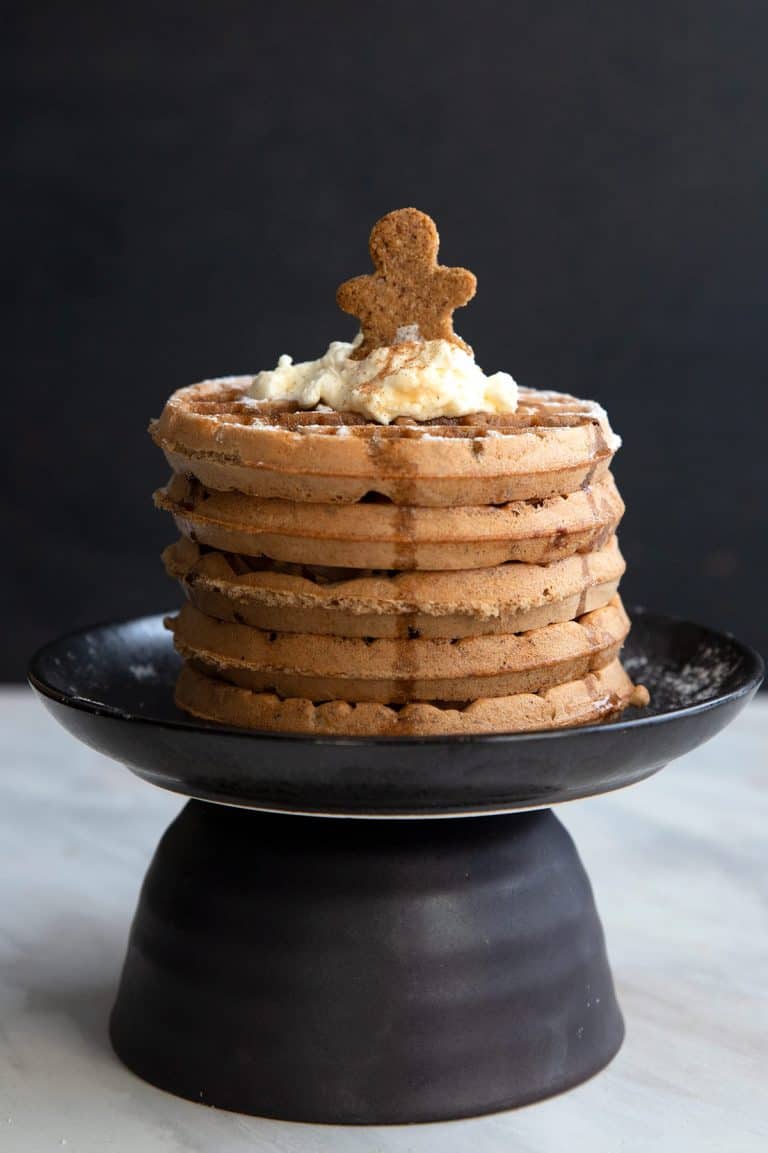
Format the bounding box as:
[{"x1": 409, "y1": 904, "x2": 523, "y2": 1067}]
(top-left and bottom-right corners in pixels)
[{"x1": 246, "y1": 336, "x2": 518, "y2": 424}]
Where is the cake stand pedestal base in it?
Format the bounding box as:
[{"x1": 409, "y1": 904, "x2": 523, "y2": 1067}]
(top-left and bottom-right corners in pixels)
[{"x1": 110, "y1": 801, "x2": 624, "y2": 1124}]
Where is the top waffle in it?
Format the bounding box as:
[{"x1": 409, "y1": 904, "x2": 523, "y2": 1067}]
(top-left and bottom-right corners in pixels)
[{"x1": 150, "y1": 381, "x2": 619, "y2": 506}]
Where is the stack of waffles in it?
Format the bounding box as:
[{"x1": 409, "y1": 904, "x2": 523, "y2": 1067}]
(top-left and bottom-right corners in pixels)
[
  {"x1": 152, "y1": 386, "x2": 648, "y2": 735},
  {"x1": 151, "y1": 206, "x2": 648, "y2": 736}
]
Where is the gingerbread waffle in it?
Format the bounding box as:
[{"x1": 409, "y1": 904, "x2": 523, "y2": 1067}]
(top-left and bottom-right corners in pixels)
[
  {"x1": 155, "y1": 471, "x2": 623, "y2": 570},
  {"x1": 150, "y1": 384, "x2": 619, "y2": 506},
  {"x1": 162, "y1": 535, "x2": 626, "y2": 639},
  {"x1": 174, "y1": 658, "x2": 648, "y2": 736}
]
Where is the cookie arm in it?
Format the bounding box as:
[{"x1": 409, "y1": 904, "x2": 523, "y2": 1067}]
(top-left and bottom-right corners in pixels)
[
  {"x1": 336, "y1": 274, "x2": 374, "y2": 318},
  {"x1": 436, "y1": 265, "x2": 477, "y2": 308}
]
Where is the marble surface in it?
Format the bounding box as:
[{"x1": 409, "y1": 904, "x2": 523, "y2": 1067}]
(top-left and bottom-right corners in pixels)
[{"x1": 1, "y1": 686, "x2": 766, "y2": 1153}]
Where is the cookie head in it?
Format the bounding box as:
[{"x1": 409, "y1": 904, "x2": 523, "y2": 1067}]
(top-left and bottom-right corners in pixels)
[
  {"x1": 369, "y1": 207, "x2": 439, "y2": 272},
  {"x1": 337, "y1": 208, "x2": 477, "y2": 360}
]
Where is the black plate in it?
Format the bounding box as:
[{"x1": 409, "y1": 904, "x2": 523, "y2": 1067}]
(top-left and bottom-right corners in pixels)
[{"x1": 28, "y1": 609, "x2": 763, "y2": 817}]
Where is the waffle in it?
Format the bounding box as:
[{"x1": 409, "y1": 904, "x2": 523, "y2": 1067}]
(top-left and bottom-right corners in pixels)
[
  {"x1": 167, "y1": 598, "x2": 630, "y2": 705},
  {"x1": 163, "y1": 535, "x2": 626, "y2": 639},
  {"x1": 174, "y1": 657, "x2": 648, "y2": 736},
  {"x1": 150, "y1": 383, "x2": 619, "y2": 506},
  {"x1": 155, "y1": 471, "x2": 623, "y2": 570}
]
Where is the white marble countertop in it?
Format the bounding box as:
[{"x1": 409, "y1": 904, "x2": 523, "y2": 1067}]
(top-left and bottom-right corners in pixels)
[{"x1": 1, "y1": 687, "x2": 766, "y2": 1152}]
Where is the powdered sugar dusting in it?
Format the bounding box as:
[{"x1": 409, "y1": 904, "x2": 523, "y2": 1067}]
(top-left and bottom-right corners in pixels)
[
  {"x1": 662, "y1": 651, "x2": 743, "y2": 707},
  {"x1": 623, "y1": 630, "x2": 747, "y2": 715}
]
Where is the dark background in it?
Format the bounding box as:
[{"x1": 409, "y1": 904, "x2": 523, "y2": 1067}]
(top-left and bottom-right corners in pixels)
[{"x1": 6, "y1": 1, "x2": 767, "y2": 680}]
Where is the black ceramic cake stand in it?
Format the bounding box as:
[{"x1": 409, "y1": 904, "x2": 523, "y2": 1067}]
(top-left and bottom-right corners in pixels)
[{"x1": 29, "y1": 609, "x2": 762, "y2": 1125}]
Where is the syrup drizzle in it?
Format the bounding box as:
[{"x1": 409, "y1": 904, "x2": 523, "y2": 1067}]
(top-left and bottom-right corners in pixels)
[
  {"x1": 581, "y1": 420, "x2": 610, "y2": 489},
  {"x1": 365, "y1": 433, "x2": 419, "y2": 696},
  {"x1": 575, "y1": 554, "x2": 592, "y2": 618}
]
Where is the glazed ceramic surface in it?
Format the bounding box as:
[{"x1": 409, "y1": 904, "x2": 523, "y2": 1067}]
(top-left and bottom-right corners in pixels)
[{"x1": 111, "y1": 803, "x2": 624, "y2": 1123}]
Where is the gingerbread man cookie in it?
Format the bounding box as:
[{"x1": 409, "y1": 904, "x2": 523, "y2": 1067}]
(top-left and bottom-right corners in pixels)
[{"x1": 336, "y1": 207, "x2": 477, "y2": 360}]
